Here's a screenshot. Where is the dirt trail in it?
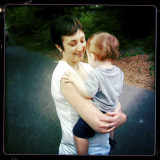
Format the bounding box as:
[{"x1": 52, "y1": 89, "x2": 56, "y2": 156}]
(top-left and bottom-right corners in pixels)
[{"x1": 112, "y1": 55, "x2": 155, "y2": 91}]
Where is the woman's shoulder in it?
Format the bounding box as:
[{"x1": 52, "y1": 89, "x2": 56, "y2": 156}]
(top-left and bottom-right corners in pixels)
[
  {"x1": 52, "y1": 61, "x2": 69, "y2": 81},
  {"x1": 53, "y1": 60, "x2": 71, "y2": 73},
  {"x1": 52, "y1": 60, "x2": 78, "y2": 81}
]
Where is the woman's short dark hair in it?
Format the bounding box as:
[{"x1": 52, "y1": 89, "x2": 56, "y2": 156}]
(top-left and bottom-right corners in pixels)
[{"x1": 50, "y1": 15, "x2": 83, "y2": 50}]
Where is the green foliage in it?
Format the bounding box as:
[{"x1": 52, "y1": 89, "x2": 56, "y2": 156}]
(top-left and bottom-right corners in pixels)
[
  {"x1": 6, "y1": 6, "x2": 55, "y2": 53},
  {"x1": 147, "y1": 52, "x2": 155, "y2": 77},
  {"x1": 120, "y1": 47, "x2": 146, "y2": 58},
  {"x1": 143, "y1": 31, "x2": 155, "y2": 53},
  {"x1": 5, "y1": 5, "x2": 155, "y2": 57},
  {"x1": 79, "y1": 7, "x2": 121, "y2": 40},
  {"x1": 147, "y1": 54, "x2": 155, "y2": 62},
  {"x1": 128, "y1": 33, "x2": 155, "y2": 54},
  {"x1": 6, "y1": 5, "x2": 123, "y2": 54},
  {"x1": 149, "y1": 64, "x2": 155, "y2": 71}
]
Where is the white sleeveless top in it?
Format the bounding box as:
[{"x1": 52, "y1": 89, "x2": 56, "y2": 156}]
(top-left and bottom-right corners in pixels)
[{"x1": 51, "y1": 60, "x2": 110, "y2": 155}]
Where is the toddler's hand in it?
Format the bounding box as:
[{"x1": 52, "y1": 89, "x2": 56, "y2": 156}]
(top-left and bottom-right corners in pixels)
[{"x1": 62, "y1": 71, "x2": 79, "y2": 84}]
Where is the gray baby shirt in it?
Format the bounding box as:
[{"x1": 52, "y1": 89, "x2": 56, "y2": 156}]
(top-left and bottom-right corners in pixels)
[{"x1": 85, "y1": 65, "x2": 124, "y2": 112}]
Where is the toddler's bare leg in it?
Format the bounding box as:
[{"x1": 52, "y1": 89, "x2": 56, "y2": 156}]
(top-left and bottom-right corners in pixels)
[{"x1": 74, "y1": 136, "x2": 89, "y2": 155}]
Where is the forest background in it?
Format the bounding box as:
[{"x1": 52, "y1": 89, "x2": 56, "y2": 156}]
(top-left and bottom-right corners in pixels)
[{"x1": 5, "y1": 5, "x2": 156, "y2": 90}]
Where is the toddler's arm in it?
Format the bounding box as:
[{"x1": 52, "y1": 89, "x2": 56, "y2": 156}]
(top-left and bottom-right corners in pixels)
[{"x1": 62, "y1": 71, "x2": 91, "y2": 98}]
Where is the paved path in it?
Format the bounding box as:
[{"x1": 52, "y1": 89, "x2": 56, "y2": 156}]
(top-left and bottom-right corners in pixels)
[{"x1": 4, "y1": 46, "x2": 155, "y2": 155}]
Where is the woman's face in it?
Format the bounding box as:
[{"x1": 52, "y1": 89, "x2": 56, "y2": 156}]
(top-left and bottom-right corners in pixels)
[{"x1": 62, "y1": 29, "x2": 86, "y2": 64}]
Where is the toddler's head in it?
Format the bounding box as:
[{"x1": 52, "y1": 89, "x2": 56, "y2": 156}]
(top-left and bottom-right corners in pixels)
[{"x1": 86, "y1": 32, "x2": 120, "y2": 62}]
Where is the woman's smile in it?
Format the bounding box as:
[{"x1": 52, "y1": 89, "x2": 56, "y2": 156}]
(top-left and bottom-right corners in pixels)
[{"x1": 74, "y1": 51, "x2": 84, "y2": 58}]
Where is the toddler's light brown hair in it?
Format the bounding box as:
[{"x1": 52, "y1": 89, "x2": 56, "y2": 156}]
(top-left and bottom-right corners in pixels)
[{"x1": 86, "y1": 32, "x2": 120, "y2": 61}]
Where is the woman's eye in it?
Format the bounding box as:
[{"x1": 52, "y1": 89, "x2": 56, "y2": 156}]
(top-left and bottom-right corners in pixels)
[{"x1": 70, "y1": 43, "x2": 76, "y2": 47}]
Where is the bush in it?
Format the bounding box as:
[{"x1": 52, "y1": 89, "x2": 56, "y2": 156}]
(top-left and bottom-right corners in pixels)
[
  {"x1": 6, "y1": 6, "x2": 55, "y2": 53},
  {"x1": 120, "y1": 47, "x2": 146, "y2": 58},
  {"x1": 5, "y1": 5, "x2": 155, "y2": 56},
  {"x1": 79, "y1": 8, "x2": 122, "y2": 40}
]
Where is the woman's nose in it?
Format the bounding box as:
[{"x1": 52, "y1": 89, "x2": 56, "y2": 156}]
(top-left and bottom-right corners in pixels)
[{"x1": 76, "y1": 42, "x2": 83, "y2": 51}]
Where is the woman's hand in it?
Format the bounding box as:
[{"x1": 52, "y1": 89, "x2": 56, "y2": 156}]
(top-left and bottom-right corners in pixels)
[{"x1": 99, "y1": 103, "x2": 127, "y2": 134}]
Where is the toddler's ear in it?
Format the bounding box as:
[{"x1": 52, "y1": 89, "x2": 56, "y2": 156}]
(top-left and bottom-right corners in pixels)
[{"x1": 90, "y1": 53, "x2": 96, "y2": 61}]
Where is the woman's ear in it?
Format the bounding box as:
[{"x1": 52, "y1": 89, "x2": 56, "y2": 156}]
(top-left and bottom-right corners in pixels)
[{"x1": 55, "y1": 44, "x2": 63, "y2": 53}]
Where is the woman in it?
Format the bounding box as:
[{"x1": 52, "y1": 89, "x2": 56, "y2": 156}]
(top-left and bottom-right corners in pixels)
[{"x1": 50, "y1": 15, "x2": 126, "y2": 155}]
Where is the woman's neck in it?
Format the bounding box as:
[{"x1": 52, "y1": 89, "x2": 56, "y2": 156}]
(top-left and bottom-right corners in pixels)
[
  {"x1": 62, "y1": 58, "x2": 80, "y2": 71},
  {"x1": 62, "y1": 58, "x2": 87, "y2": 81}
]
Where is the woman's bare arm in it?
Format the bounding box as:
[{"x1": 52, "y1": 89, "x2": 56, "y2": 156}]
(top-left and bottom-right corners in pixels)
[{"x1": 60, "y1": 79, "x2": 127, "y2": 133}]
